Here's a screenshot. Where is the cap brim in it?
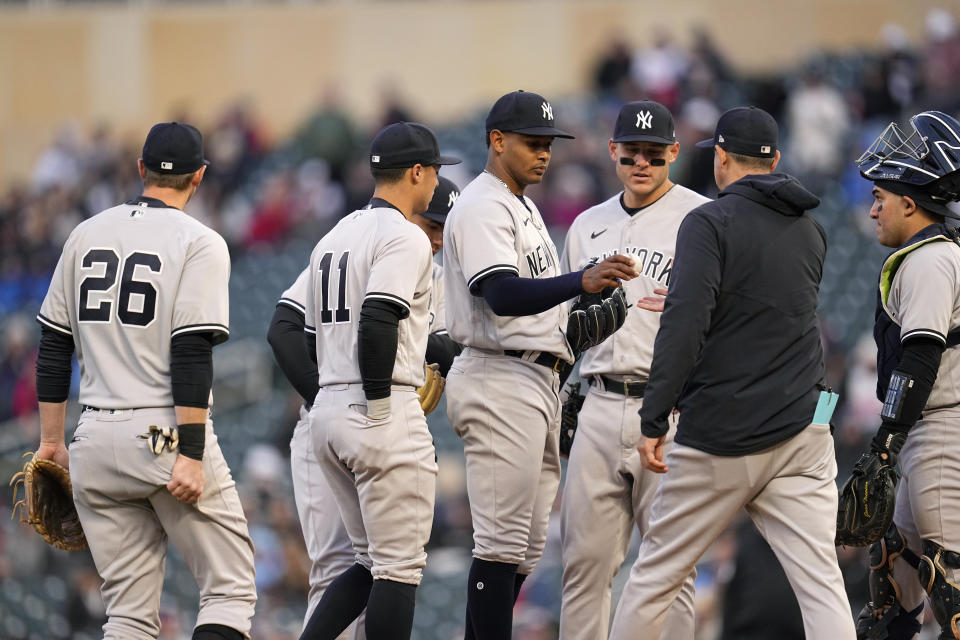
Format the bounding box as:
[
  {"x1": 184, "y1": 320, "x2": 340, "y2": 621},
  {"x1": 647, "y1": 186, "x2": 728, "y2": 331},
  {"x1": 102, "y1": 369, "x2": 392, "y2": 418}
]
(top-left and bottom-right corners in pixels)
[
  {"x1": 436, "y1": 154, "x2": 461, "y2": 166},
  {"x1": 613, "y1": 134, "x2": 676, "y2": 144},
  {"x1": 420, "y1": 211, "x2": 448, "y2": 224},
  {"x1": 694, "y1": 138, "x2": 717, "y2": 149},
  {"x1": 506, "y1": 126, "x2": 576, "y2": 139}
]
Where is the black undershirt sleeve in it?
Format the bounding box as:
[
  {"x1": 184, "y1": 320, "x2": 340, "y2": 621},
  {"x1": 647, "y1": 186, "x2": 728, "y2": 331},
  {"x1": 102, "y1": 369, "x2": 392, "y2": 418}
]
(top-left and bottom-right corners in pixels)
[
  {"x1": 477, "y1": 270, "x2": 584, "y2": 317},
  {"x1": 881, "y1": 336, "x2": 945, "y2": 432},
  {"x1": 36, "y1": 326, "x2": 75, "y2": 403},
  {"x1": 267, "y1": 304, "x2": 320, "y2": 405},
  {"x1": 358, "y1": 299, "x2": 404, "y2": 400},
  {"x1": 426, "y1": 332, "x2": 462, "y2": 377},
  {"x1": 170, "y1": 333, "x2": 214, "y2": 408}
]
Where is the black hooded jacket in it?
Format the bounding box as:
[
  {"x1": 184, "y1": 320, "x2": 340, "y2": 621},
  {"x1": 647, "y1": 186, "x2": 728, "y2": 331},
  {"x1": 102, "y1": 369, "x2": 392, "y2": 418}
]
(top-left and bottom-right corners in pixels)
[{"x1": 640, "y1": 173, "x2": 827, "y2": 455}]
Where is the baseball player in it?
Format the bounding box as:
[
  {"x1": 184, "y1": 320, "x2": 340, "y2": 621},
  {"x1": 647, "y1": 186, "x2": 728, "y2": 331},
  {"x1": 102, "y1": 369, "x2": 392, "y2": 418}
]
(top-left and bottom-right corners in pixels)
[
  {"x1": 266, "y1": 175, "x2": 461, "y2": 638},
  {"x1": 558, "y1": 100, "x2": 708, "y2": 640},
  {"x1": 443, "y1": 90, "x2": 638, "y2": 639},
  {"x1": 852, "y1": 110, "x2": 960, "y2": 640},
  {"x1": 33, "y1": 122, "x2": 256, "y2": 640},
  {"x1": 606, "y1": 107, "x2": 855, "y2": 640},
  {"x1": 297, "y1": 122, "x2": 459, "y2": 640}
]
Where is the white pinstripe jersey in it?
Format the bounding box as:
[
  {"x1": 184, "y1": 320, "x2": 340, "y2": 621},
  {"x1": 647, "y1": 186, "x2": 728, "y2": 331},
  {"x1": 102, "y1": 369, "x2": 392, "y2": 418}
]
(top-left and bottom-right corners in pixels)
[
  {"x1": 304, "y1": 206, "x2": 433, "y2": 388},
  {"x1": 443, "y1": 171, "x2": 572, "y2": 361},
  {"x1": 883, "y1": 240, "x2": 960, "y2": 409},
  {"x1": 37, "y1": 198, "x2": 230, "y2": 409},
  {"x1": 560, "y1": 186, "x2": 710, "y2": 379}
]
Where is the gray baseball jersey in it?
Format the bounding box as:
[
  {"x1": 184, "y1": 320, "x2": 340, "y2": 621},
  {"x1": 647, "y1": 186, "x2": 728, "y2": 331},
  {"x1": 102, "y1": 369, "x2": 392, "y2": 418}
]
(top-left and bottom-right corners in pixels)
[
  {"x1": 443, "y1": 171, "x2": 572, "y2": 361},
  {"x1": 304, "y1": 206, "x2": 433, "y2": 388},
  {"x1": 882, "y1": 240, "x2": 960, "y2": 408},
  {"x1": 429, "y1": 262, "x2": 446, "y2": 335},
  {"x1": 38, "y1": 199, "x2": 229, "y2": 409},
  {"x1": 560, "y1": 186, "x2": 710, "y2": 378}
]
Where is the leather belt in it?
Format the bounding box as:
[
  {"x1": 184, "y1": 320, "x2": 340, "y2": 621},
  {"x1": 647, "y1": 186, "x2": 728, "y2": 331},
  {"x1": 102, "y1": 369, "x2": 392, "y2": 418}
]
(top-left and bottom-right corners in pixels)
[
  {"x1": 504, "y1": 350, "x2": 573, "y2": 379},
  {"x1": 592, "y1": 375, "x2": 647, "y2": 397}
]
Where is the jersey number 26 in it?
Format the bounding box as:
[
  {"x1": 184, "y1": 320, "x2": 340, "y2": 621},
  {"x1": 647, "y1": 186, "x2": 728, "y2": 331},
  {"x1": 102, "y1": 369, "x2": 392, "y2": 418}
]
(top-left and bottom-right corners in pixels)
[{"x1": 78, "y1": 248, "x2": 161, "y2": 327}]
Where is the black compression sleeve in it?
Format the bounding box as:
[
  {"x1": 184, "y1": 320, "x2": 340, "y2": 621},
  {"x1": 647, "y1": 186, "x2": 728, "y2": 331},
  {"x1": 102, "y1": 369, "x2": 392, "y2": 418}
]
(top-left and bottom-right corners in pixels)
[
  {"x1": 36, "y1": 326, "x2": 74, "y2": 403},
  {"x1": 881, "y1": 336, "x2": 945, "y2": 431},
  {"x1": 267, "y1": 304, "x2": 319, "y2": 404},
  {"x1": 170, "y1": 333, "x2": 214, "y2": 408},
  {"x1": 426, "y1": 332, "x2": 463, "y2": 377},
  {"x1": 478, "y1": 270, "x2": 584, "y2": 316},
  {"x1": 358, "y1": 299, "x2": 404, "y2": 400}
]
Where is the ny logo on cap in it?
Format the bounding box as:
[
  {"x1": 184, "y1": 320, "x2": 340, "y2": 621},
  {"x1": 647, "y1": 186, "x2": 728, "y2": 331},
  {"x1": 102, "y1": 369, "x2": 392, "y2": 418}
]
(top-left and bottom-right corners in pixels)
[
  {"x1": 636, "y1": 111, "x2": 653, "y2": 130},
  {"x1": 448, "y1": 191, "x2": 459, "y2": 208},
  {"x1": 718, "y1": 134, "x2": 725, "y2": 143},
  {"x1": 542, "y1": 102, "x2": 553, "y2": 121}
]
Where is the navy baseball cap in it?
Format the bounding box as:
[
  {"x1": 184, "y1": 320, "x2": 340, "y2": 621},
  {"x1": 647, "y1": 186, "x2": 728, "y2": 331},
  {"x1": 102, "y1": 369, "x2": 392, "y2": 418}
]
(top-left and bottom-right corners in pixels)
[
  {"x1": 141, "y1": 122, "x2": 209, "y2": 175},
  {"x1": 613, "y1": 100, "x2": 676, "y2": 144},
  {"x1": 370, "y1": 122, "x2": 461, "y2": 170},
  {"x1": 485, "y1": 90, "x2": 575, "y2": 139},
  {"x1": 420, "y1": 176, "x2": 460, "y2": 224},
  {"x1": 695, "y1": 106, "x2": 779, "y2": 158}
]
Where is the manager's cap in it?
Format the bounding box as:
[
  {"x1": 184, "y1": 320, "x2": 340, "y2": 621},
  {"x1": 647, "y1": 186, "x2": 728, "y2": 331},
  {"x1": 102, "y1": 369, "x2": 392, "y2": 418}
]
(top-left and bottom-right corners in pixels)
[
  {"x1": 141, "y1": 122, "x2": 209, "y2": 175},
  {"x1": 419, "y1": 176, "x2": 460, "y2": 224},
  {"x1": 485, "y1": 90, "x2": 575, "y2": 139},
  {"x1": 613, "y1": 100, "x2": 676, "y2": 144},
  {"x1": 695, "y1": 106, "x2": 779, "y2": 158},
  {"x1": 370, "y1": 122, "x2": 461, "y2": 169}
]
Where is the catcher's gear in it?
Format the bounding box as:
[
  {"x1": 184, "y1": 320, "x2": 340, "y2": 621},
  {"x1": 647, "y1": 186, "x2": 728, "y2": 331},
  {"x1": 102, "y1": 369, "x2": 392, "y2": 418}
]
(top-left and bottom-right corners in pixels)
[
  {"x1": 566, "y1": 286, "x2": 628, "y2": 354},
  {"x1": 836, "y1": 450, "x2": 899, "y2": 547},
  {"x1": 10, "y1": 452, "x2": 88, "y2": 551},
  {"x1": 559, "y1": 381, "x2": 586, "y2": 457},
  {"x1": 918, "y1": 540, "x2": 960, "y2": 640},
  {"x1": 855, "y1": 524, "x2": 923, "y2": 640},
  {"x1": 138, "y1": 424, "x2": 180, "y2": 455},
  {"x1": 417, "y1": 362, "x2": 445, "y2": 415},
  {"x1": 857, "y1": 111, "x2": 960, "y2": 218}
]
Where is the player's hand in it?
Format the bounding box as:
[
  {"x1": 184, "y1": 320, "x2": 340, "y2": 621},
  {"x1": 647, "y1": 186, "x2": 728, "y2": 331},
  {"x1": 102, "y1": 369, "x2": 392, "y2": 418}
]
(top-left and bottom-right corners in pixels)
[
  {"x1": 639, "y1": 435, "x2": 668, "y2": 474},
  {"x1": 582, "y1": 255, "x2": 638, "y2": 293},
  {"x1": 636, "y1": 288, "x2": 668, "y2": 313},
  {"x1": 36, "y1": 441, "x2": 70, "y2": 470},
  {"x1": 168, "y1": 455, "x2": 205, "y2": 504}
]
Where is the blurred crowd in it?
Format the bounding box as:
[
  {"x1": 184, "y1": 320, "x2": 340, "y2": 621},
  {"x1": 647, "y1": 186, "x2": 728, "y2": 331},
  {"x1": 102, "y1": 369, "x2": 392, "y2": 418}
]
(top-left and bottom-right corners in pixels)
[{"x1": 3, "y1": 7, "x2": 960, "y2": 639}]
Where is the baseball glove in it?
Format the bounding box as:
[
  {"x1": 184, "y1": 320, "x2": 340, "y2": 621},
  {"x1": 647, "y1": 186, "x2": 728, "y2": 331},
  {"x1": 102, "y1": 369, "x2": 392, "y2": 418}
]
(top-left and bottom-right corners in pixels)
[
  {"x1": 566, "y1": 286, "x2": 628, "y2": 354},
  {"x1": 417, "y1": 362, "x2": 445, "y2": 415},
  {"x1": 836, "y1": 451, "x2": 899, "y2": 547},
  {"x1": 10, "y1": 452, "x2": 88, "y2": 551},
  {"x1": 560, "y1": 381, "x2": 586, "y2": 457}
]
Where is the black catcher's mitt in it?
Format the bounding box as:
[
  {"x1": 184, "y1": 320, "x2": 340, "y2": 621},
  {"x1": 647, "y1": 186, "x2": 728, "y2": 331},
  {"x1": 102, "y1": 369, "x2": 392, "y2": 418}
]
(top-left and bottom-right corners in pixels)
[
  {"x1": 836, "y1": 451, "x2": 899, "y2": 547},
  {"x1": 560, "y1": 381, "x2": 586, "y2": 457}
]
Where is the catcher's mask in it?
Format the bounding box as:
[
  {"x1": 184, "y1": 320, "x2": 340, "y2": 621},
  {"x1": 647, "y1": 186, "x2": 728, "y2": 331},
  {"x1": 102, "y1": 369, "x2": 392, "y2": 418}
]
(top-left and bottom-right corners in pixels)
[{"x1": 858, "y1": 111, "x2": 960, "y2": 218}]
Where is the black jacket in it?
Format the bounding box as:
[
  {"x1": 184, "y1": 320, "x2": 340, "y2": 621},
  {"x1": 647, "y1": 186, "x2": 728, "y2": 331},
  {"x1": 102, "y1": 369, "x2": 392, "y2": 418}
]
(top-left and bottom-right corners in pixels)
[{"x1": 640, "y1": 173, "x2": 826, "y2": 455}]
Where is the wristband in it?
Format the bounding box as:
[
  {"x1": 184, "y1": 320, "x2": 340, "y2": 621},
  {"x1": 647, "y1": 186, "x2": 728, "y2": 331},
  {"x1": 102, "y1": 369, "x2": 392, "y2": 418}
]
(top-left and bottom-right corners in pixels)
[{"x1": 177, "y1": 422, "x2": 206, "y2": 460}]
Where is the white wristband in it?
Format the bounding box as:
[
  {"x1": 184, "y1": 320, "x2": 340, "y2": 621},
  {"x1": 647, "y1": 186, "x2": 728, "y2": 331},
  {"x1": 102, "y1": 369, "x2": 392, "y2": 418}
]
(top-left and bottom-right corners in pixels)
[{"x1": 366, "y1": 397, "x2": 391, "y2": 420}]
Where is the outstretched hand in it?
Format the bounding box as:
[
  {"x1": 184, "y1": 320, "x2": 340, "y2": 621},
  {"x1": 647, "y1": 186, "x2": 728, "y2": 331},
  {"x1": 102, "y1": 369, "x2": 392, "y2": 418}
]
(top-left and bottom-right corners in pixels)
[
  {"x1": 582, "y1": 255, "x2": 638, "y2": 293},
  {"x1": 636, "y1": 288, "x2": 668, "y2": 313}
]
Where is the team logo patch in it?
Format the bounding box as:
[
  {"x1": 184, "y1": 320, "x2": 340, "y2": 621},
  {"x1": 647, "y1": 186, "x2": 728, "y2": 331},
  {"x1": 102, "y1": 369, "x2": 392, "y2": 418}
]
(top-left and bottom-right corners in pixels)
[
  {"x1": 541, "y1": 102, "x2": 553, "y2": 121},
  {"x1": 448, "y1": 191, "x2": 459, "y2": 207},
  {"x1": 636, "y1": 111, "x2": 653, "y2": 129},
  {"x1": 160, "y1": 161, "x2": 173, "y2": 170},
  {"x1": 761, "y1": 145, "x2": 771, "y2": 154},
  {"x1": 371, "y1": 155, "x2": 380, "y2": 163}
]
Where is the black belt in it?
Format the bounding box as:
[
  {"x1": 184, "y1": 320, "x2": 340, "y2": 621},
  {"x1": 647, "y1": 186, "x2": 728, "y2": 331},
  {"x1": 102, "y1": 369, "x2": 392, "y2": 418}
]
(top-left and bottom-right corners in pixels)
[
  {"x1": 592, "y1": 375, "x2": 647, "y2": 397},
  {"x1": 504, "y1": 350, "x2": 573, "y2": 379}
]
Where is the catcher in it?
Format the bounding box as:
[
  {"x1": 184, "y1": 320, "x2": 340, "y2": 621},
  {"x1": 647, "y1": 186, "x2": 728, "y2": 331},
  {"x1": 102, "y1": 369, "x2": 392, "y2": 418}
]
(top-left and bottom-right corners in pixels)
[{"x1": 841, "y1": 110, "x2": 960, "y2": 640}]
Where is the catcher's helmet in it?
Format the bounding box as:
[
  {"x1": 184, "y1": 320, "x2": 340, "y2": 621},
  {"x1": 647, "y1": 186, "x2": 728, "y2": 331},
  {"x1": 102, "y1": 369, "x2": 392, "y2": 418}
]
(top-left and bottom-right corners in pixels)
[{"x1": 858, "y1": 111, "x2": 960, "y2": 206}]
